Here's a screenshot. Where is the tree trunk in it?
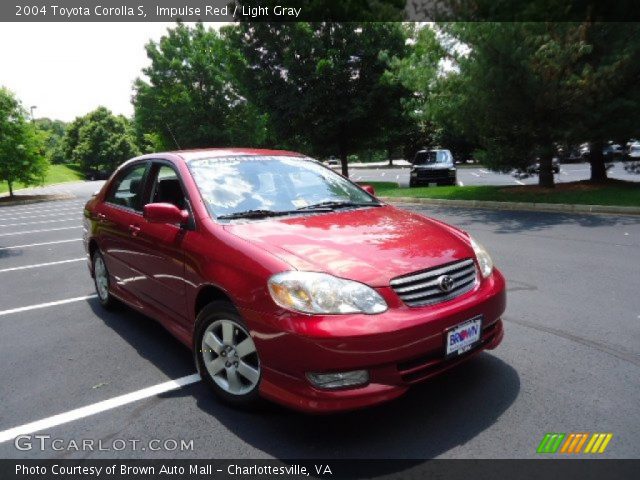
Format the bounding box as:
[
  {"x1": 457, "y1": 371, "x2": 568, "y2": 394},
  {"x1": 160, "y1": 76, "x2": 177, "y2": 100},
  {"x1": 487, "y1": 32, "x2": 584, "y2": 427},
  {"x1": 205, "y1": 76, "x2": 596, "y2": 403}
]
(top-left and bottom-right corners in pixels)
[
  {"x1": 340, "y1": 150, "x2": 349, "y2": 178},
  {"x1": 538, "y1": 152, "x2": 555, "y2": 188},
  {"x1": 387, "y1": 146, "x2": 394, "y2": 167},
  {"x1": 8, "y1": 181, "x2": 13, "y2": 197},
  {"x1": 589, "y1": 139, "x2": 608, "y2": 183}
]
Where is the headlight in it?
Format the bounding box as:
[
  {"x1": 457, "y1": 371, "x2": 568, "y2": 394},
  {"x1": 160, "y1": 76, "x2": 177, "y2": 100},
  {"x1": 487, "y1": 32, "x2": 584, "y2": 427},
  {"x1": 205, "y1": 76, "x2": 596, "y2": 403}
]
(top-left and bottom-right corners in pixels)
[
  {"x1": 268, "y1": 271, "x2": 388, "y2": 314},
  {"x1": 469, "y1": 235, "x2": 494, "y2": 278}
]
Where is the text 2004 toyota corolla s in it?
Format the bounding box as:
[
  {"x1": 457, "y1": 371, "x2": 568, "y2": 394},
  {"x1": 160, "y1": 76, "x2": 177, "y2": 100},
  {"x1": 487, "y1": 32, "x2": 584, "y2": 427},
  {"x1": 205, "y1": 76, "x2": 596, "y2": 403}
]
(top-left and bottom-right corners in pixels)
[{"x1": 83, "y1": 148, "x2": 505, "y2": 413}]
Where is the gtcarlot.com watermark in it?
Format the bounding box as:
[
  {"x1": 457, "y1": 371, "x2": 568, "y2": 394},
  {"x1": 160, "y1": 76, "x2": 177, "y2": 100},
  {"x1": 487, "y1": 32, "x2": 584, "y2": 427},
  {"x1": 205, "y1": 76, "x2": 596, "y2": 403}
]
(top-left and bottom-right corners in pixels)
[{"x1": 14, "y1": 434, "x2": 194, "y2": 452}]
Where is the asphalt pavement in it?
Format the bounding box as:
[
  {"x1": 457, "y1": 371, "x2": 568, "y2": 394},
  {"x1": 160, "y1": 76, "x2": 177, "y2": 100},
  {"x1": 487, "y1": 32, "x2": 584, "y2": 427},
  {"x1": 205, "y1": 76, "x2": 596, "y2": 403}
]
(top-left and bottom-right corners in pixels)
[
  {"x1": 0, "y1": 181, "x2": 638, "y2": 462},
  {"x1": 349, "y1": 161, "x2": 640, "y2": 187}
]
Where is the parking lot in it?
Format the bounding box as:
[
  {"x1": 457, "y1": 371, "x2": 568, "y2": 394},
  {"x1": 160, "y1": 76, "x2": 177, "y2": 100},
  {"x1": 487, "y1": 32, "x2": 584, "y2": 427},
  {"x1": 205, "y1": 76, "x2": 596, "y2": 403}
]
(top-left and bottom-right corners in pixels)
[
  {"x1": 350, "y1": 161, "x2": 640, "y2": 187},
  {"x1": 0, "y1": 181, "x2": 639, "y2": 461}
]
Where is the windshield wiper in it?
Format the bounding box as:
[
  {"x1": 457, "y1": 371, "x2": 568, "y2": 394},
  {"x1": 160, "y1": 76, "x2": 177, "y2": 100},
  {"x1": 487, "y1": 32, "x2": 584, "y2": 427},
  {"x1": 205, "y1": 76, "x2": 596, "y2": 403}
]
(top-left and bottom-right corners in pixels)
[
  {"x1": 218, "y1": 207, "x2": 331, "y2": 220},
  {"x1": 297, "y1": 200, "x2": 380, "y2": 211}
]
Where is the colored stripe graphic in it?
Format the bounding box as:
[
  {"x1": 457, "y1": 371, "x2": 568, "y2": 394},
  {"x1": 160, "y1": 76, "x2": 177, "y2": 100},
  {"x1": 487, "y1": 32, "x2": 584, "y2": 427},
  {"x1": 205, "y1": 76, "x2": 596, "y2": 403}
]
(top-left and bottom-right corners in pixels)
[
  {"x1": 537, "y1": 433, "x2": 565, "y2": 453},
  {"x1": 560, "y1": 433, "x2": 589, "y2": 454},
  {"x1": 584, "y1": 433, "x2": 613, "y2": 454},
  {"x1": 538, "y1": 433, "x2": 612, "y2": 454}
]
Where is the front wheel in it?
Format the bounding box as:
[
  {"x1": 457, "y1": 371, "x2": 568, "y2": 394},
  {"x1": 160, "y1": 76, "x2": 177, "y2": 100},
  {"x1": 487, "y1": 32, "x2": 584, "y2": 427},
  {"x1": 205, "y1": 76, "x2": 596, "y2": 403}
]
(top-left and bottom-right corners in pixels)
[{"x1": 195, "y1": 302, "x2": 262, "y2": 407}]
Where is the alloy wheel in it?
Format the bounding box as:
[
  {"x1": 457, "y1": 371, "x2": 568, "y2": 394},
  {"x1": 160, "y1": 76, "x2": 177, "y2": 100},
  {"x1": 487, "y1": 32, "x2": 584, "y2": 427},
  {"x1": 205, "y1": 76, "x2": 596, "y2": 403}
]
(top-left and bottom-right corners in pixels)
[
  {"x1": 201, "y1": 319, "x2": 260, "y2": 395},
  {"x1": 94, "y1": 255, "x2": 109, "y2": 301}
]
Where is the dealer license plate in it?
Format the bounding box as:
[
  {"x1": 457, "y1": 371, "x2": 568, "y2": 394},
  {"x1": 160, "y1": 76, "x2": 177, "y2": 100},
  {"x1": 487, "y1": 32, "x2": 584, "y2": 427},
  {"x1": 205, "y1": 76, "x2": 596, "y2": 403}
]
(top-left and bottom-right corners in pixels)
[{"x1": 446, "y1": 316, "x2": 482, "y2": 356}]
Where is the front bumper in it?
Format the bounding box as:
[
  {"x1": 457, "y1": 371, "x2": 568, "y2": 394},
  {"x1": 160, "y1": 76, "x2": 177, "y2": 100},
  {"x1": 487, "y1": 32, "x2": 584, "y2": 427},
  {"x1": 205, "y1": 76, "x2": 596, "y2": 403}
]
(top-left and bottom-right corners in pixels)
[
  {"x1": 411, "y1": 169, "x2": 456, "y2": 184},
  {"x1": 241, "y1": 269, "x2": 506, "y2": 413}
]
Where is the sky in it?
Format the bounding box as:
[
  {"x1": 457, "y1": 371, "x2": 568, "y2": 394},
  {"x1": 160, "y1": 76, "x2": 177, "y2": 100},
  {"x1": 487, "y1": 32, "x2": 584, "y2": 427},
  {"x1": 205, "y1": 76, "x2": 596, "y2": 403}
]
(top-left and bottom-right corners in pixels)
[{"x1": 0, "y1": 22, "x2": 222, "y2": 122}]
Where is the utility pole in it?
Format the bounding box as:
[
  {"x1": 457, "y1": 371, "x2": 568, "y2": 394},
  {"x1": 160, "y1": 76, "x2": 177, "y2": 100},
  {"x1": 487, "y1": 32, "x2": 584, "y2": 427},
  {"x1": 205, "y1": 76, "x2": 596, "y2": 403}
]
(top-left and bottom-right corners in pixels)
[{"x1": 30, "y1": 105, "x2": 37, "y2": 124}]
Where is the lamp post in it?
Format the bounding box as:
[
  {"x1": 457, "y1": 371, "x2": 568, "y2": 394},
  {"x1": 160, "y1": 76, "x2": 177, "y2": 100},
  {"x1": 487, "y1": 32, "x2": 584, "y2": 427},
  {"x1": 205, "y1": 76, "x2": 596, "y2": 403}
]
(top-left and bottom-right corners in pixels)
[{"x1": 30, "y1": 105, "x2": 37, "y2": 123}]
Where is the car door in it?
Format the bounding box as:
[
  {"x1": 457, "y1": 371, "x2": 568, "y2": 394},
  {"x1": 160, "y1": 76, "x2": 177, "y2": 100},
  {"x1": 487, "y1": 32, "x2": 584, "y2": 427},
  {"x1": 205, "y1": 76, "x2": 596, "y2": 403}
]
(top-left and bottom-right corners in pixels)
[
  {"x1": 128, "y1": 161, "x2": 190, "y2": 327},
  {"x1": 96, "y1": 162, "x2": 150, "y2": 299}
]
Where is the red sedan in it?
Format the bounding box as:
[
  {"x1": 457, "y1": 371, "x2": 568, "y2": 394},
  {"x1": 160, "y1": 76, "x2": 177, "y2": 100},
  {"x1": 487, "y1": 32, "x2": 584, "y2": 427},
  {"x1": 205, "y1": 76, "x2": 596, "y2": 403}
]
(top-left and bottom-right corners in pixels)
[{"x1": 83, "y1": 148, "x2": 505, "y2": 413}]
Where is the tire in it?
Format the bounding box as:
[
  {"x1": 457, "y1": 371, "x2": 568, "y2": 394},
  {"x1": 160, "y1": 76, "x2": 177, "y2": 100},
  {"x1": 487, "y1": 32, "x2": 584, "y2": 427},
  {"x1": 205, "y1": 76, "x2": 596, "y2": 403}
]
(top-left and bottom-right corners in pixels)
[
  {"x1": 194, "y1": 301, "x2": 262, "y2": 408},
  {"x1": 92, "y1": 250, "x2": 117, "y2": 309}
]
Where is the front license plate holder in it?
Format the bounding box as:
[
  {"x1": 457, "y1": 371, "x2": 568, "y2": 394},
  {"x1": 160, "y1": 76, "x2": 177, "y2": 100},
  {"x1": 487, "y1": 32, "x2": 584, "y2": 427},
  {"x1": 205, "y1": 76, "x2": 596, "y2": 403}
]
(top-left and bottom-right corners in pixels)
[{"x1": 445, "y1": 315, "x2": 483, "y2": 357}]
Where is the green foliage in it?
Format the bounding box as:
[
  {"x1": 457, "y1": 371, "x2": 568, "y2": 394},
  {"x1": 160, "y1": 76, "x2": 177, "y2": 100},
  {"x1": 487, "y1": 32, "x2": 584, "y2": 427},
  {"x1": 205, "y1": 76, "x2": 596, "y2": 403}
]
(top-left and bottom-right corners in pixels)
[
  {"x1": 427, "y1": 22, "x2": 640, "y2": 185},
  {"x1": 133, "y1": 22, "x2": 267, "y2": 150},
  {"x1": 62, "y1": 106, "x2": 139, "y2": 176},
  {"x1": 366, "y1": 180, "x2": 640, "y2": 207},
  {"x1": 227, "y1": 21, "x2": 410, "y2": 176},
  {"x1": 35, "y1": 117, "x2": 67, "y2": 164},
  {"x1": 0, "y1": 87, "x2": 48, "y2": 196}
]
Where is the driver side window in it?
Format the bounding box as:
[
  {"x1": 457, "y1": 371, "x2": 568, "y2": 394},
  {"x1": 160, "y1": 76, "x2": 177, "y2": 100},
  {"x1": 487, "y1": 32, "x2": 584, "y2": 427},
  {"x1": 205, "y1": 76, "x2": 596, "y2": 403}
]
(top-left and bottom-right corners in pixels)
[{"x1": 149, "y1": 164, "x2": 188, "y2": 210}]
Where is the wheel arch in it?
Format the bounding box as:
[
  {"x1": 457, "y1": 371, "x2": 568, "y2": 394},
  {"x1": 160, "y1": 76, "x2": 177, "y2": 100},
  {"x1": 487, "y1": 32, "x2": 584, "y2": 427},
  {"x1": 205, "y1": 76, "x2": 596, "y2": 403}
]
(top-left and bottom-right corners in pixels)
[{"x1": 193, "y1": 284, "x2": 236, "y2": 322}]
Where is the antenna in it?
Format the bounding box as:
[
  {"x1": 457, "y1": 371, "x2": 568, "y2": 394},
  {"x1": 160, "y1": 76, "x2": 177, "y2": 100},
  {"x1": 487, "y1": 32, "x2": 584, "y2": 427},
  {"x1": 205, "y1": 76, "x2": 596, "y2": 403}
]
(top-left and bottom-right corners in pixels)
[{"x1": 165, "y1": 123, "x2": 181, "y2": 150}]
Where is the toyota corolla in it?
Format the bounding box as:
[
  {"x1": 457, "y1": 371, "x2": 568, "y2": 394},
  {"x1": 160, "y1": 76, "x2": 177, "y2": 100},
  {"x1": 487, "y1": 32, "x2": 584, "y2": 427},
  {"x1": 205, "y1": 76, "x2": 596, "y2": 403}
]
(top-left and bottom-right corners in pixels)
[{"x1": 83, "y1": 148, "x2": 506, "y2": 413}]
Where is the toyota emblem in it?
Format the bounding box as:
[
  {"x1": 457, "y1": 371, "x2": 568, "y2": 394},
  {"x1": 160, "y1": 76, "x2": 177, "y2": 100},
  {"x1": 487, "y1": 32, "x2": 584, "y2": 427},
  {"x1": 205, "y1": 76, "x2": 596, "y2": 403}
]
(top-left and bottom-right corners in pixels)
[{"x1": 437, "y1": 275, "x2": 455, "y2": 293}]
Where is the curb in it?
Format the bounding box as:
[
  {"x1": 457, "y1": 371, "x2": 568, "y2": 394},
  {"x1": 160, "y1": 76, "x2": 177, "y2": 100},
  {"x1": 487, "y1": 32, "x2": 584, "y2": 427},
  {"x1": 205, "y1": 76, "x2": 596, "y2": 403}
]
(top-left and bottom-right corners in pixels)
[
  {"x1": 380, "y1": 197, "x2": 640, "y2": 216},
  {"x1": 0, "y1": 193, "x2": 76, "y2": 207}
]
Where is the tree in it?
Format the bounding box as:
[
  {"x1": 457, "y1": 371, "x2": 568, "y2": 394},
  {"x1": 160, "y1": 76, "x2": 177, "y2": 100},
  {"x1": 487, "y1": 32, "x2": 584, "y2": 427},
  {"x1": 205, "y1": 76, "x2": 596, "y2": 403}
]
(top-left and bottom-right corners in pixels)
[
  {"x1": 428, "y1": 22, "x2": 603, "y2": 187},
  {"x1": 560, "y1": 22, "x2": 640, "y2": 182},
  {"x1": 35, "y1": 118, "x2": 67, "y2": 164},
  {"x1": 0, "y1": 87, "x2": 48, "y2": 197},
  {"x1": 133, "y1": 22, "x2": 267, "y2": 150},
  {"x1": 62, "y1": 107, "x2": 139, "y2": 176},
  {"x1": 227, "y1": 22, "x2": 409, "y2": 177}
]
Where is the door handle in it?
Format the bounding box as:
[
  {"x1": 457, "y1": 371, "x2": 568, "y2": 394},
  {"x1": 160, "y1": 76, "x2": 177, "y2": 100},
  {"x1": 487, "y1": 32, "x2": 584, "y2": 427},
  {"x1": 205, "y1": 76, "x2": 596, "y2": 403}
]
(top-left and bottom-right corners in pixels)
[{"x1": 128, "y1": 224, "x2": 141, "y2": 236}]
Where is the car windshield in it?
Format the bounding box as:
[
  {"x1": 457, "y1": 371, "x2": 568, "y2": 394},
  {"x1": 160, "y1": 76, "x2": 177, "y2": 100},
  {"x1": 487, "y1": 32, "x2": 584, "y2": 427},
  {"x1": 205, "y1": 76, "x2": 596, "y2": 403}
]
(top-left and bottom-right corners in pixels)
[
  {"x1": 188, "y1": 156, "x2": 379, "y2": 219},
  {"x1": 414, "y1": 151, "x2": 447, "y2": 165}
]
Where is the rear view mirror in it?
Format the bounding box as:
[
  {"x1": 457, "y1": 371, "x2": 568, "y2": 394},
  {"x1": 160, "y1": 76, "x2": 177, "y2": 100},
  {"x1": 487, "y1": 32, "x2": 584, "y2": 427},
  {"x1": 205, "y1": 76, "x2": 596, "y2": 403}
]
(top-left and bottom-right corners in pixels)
[
  {"x1": 144, "y1": 203, "x2": 189, "y2": 225},
  {"x1": 360, "y1": 184, "x2": 376, "y2": 196}
]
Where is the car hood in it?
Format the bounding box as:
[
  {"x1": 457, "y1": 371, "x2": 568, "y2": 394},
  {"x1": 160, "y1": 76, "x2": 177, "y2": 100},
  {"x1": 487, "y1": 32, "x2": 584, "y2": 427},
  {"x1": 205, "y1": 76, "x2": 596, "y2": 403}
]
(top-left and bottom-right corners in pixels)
[{"x1": 223, "y1": 205, "x2": 475, "y2": 286}]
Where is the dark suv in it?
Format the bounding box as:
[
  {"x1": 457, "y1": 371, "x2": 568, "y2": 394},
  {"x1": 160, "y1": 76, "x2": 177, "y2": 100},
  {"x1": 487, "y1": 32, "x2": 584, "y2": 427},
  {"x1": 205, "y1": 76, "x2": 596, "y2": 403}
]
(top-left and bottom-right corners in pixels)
[{"x1": 409, "y1": 149, "x2": 457, "y2": 187}]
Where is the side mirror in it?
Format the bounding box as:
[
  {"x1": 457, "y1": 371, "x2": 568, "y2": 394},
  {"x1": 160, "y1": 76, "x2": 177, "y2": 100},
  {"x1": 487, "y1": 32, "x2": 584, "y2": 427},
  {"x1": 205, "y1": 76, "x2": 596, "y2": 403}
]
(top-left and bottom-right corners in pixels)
[
  {"x1": 360, "y1": 184, "x2": 376, "y2": 196},
  {"x1": 144, "y1": 203, "x2": 189, "y2": 225}
]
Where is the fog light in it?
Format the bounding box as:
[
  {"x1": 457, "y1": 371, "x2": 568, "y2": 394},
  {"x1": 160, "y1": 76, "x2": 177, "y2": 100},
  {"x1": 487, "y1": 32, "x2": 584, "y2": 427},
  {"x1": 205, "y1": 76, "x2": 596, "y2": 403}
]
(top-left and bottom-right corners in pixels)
[{"x1": 306, "y1": 370, "x2": 369, "y2": 389}]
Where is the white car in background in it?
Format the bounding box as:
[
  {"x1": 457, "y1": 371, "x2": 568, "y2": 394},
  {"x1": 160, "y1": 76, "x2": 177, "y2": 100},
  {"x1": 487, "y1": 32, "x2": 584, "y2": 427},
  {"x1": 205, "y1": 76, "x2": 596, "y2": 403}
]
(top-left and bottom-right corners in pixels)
[{"x1": 628, "y1": 143, "x2": 640, "y2": 159}]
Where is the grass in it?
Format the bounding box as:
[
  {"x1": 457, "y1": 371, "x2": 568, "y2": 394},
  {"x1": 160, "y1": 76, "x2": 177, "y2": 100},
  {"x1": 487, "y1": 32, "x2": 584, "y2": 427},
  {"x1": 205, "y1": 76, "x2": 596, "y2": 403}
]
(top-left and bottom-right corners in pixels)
[
  {"x1": 362, "y1": 180, "x2": 640, "y2": 207},
  {"x1": 0, "y1": 164, "x2": 84, "y2": 195}
]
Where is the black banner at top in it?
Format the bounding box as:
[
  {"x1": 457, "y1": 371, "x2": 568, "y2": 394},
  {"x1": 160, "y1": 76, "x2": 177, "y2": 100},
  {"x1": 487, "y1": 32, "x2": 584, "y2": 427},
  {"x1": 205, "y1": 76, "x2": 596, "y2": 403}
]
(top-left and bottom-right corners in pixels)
[{"x1": 3, "y1": 0, "x2": 640, "y2": 22}]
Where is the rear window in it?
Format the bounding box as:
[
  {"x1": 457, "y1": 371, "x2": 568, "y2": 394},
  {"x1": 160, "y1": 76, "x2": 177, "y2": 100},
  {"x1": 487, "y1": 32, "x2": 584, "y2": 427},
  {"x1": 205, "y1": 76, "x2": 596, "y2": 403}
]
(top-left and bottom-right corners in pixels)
[{"x1": 106, "y1": 164, "x2": 147, "y2": 211}]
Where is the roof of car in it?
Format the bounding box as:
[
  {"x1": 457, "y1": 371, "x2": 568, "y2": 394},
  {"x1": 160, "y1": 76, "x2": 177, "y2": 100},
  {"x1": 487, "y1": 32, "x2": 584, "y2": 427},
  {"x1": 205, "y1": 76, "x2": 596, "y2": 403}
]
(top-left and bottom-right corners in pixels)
[{"x1": 172, "y1": 148, "x2": 305, "y2": 161}]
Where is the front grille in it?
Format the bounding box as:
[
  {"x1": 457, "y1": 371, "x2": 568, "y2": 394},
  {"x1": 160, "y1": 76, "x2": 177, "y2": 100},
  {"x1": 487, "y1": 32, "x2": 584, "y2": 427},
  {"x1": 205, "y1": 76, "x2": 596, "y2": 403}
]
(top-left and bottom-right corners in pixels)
[
  {"x1": 417, "y1": 169, "x2": 448, "y2": 179},
  {"x1": 390, "y1": 258, "x2": 477, "y2": 307}
]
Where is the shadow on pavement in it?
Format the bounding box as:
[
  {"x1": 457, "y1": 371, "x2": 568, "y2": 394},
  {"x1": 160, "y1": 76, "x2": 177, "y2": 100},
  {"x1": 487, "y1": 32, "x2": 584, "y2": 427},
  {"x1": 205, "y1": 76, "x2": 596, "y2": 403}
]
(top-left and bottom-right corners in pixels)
[
  {"x1": 87, "y1": 297, "x2": 520, "y2": 469},
  {"x1": 405, "y1": 205, "x2": 640, "y2": 235}
]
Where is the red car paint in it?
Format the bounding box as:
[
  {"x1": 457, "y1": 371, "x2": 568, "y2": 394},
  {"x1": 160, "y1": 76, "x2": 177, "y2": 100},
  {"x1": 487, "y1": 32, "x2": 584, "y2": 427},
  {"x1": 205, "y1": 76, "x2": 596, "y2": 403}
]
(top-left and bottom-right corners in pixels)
[{"x1": 84, "y1": 148, "x2": 505, "y2": 413}]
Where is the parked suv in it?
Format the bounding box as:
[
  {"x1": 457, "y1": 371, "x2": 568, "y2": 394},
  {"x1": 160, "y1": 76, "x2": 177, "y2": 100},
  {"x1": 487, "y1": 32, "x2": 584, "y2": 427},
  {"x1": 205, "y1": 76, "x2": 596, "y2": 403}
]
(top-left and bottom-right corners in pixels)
[
  {"x1": 409, "y1": 149, "x2": 457, "y2": 187},
  {"x1": 84, "y1": 148, "x2": 505, "y2": 413}
]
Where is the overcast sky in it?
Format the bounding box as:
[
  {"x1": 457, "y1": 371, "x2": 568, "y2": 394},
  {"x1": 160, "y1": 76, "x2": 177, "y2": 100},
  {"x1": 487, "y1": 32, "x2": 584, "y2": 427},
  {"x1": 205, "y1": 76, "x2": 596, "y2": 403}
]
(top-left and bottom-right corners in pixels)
[{"x1": 0, "y1": 22, "x2": 222, "y2": 122}]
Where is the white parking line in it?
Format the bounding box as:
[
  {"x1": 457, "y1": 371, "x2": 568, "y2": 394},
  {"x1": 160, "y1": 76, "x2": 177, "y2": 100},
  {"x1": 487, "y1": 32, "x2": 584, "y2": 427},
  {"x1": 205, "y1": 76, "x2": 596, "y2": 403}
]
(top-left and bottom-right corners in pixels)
[
  {"x1": 0, "y1": 218, "x2": 78, "y2": 228},
  {"x1": 0, "y1": 295, "x2": 97, "y2": 317},
  {"x1": 0, "y1": 211, "x2": 82, "y2": 221},
  {"x1": 0, "y1": 200, "x2": 83, "y2": 210},
  {"x1": 0, "y1": 258, "x2": 85, "y2": 274},
  {"x1": 470, "y1": 172, "x2": 480, "y2": 177},
  {"x1": 0, "y1": 226, "x2": 82, "y2": 237},
  {"x1": 479, "y1": 168, "x2": 489, "y2": 174},
  {"x1": 0, "y1": 239, "x2": 82, "y2": 251},
  {"x1": 0, "y1": 374, "x2": 201, "y2": 444},
  {"x1": 514, "y1": 180, "x2": 525, "y2": 185},
  {"x1": 0, "y1": 204, "x2": 84, "y2": 216}
]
